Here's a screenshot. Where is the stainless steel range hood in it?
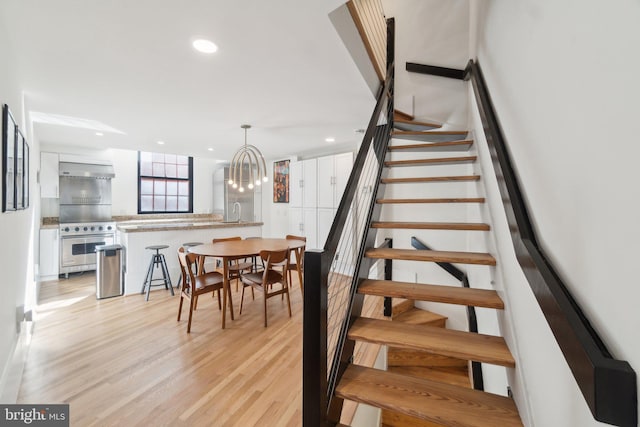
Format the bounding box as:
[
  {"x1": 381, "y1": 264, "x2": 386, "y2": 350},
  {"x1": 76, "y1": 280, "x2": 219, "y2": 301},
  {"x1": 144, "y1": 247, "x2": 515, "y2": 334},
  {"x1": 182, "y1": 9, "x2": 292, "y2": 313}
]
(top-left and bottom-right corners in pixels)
[{"x1": 59, "y1": 162, "x2": 115, "y2": 179}]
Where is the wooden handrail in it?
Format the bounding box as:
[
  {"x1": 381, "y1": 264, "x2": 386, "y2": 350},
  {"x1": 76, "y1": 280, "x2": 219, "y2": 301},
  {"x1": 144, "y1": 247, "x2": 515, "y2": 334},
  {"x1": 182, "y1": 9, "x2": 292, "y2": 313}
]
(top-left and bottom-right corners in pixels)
[{"x1": 346, "y1": 0, "x2": 387, "y2": 81}]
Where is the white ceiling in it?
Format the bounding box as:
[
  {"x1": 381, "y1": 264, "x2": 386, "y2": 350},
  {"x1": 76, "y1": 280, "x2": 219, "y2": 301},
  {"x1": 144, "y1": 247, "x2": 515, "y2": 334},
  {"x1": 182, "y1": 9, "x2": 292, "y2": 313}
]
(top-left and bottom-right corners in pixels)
[{"x1": 0, "y1": 0, "x2": 375, "y2": 161}]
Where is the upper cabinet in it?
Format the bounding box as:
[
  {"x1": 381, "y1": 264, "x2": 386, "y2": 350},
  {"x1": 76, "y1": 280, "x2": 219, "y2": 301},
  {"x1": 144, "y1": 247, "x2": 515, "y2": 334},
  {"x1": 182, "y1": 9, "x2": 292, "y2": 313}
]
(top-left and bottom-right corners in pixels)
[
  {"x1": 289, "y1": 158, "x2": 317, "y2": 208},
  {"x1": 40, "y1": 152, "x2": 59, "y2": 198},
  {"x1": 317, "y1": 152, "x2": 353, "y2": 209}
]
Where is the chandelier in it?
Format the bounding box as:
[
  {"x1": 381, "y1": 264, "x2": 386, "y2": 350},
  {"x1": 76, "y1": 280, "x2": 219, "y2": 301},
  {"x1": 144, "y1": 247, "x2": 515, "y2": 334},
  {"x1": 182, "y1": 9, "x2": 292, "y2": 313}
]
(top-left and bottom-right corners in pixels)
[{"x1": 228, "y1": 124, "x2": 268, "y2": 192}]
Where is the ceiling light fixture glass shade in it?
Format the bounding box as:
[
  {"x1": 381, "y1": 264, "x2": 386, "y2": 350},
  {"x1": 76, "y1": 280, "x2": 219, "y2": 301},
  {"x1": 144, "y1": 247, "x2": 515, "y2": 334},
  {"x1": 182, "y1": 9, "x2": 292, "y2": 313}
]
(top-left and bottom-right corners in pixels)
[{"x1": 228, "y1": 124, "x2": 268, "y2": 193}]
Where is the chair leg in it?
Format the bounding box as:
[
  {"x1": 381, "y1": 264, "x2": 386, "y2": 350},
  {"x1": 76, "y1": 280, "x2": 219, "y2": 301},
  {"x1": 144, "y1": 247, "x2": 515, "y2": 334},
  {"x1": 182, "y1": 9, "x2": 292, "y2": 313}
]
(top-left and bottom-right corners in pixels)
[
  {"x1": 216, "y1": 290, "x2": 222, "y2": 310},
  {"x1": 187, "y1": 296, "x2": 196, "y2": 333},
  {"x1": 240, "y1": 285, "x2": 246, "y2": 315},
  {"x1": 227, "y1": 285, "x2": 235, "y2": 320},
  {"x1": 194, "y1": 295, "x2": 199, "y2": 310},
  {"x1": 177, "y1": 294, "x2": 184, "y2": 321},
  {"x1": 159, "y1": 254, "x2": 174, "y2": 296},
  {"x1": 263, "y1": 289, "x2": 268, "y2": 327},
  {"x1": 285, "y1": 284, "x2": 292, "y2": 318}
]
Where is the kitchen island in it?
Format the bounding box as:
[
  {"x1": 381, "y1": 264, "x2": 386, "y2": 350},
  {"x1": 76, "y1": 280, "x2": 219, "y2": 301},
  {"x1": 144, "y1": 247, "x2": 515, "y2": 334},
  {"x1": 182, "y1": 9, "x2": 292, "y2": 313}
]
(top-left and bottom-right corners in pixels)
[{"x1": 117, "y1": 219, "x2": 262, "y2": 295}]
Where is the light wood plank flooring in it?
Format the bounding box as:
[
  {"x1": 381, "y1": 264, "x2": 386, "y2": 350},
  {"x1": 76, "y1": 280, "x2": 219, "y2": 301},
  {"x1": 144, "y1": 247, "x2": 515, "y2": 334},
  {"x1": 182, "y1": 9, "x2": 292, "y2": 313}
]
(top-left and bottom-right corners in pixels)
[{"x1": 18, "y1": 273, "x2": 305, "y2": 426}]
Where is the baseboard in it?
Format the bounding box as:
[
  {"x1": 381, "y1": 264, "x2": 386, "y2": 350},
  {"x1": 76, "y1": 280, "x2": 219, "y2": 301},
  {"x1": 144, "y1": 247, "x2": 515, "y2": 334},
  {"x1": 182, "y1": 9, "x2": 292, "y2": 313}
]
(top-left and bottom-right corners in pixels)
[{"x1": 0, "y1": 320, "x2": 33, "y2": 403}]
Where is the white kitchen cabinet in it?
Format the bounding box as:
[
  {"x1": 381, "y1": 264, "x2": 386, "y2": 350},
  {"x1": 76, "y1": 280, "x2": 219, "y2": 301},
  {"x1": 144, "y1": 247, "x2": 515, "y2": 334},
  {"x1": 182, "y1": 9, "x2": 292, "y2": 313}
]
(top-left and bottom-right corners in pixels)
[
  {"x1": 317, "y1": 208, "x2": 335, "y2": 249},
  {"x1": 39, "y1": 228, "x2": 59, "y2": 280},
  {"x1": 288, "y1": 207, "x2": 318, "y2": 249},
  {"x1": 289, "y1": 159, "x2": 317, "y2": 208},
  {"x1": 40, "y1": 152, "x2": 60, "y2": 198},
  {"x1": 289, "y1": 161, "x2": 303, "y2": 208},
  {"x1": 317, "y1": 152, "x2": 353, "y2": 209}
]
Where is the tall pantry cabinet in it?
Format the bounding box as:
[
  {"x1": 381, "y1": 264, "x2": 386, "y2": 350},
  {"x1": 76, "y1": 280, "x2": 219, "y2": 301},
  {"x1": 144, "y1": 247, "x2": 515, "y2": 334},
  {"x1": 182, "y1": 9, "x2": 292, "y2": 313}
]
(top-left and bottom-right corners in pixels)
[
  {"x1": 288, "y1": 152, "x2": 353, "y2": 250},
  {"x1": 288, "y1": 158, "x2": 318, "y2": 249}
]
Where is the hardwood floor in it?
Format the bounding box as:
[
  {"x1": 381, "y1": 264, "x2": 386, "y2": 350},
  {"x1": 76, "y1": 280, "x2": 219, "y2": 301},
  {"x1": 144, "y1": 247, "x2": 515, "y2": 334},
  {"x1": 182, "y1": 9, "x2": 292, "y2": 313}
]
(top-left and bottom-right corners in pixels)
[{"x1": 18, "y1": 273, "x2": 306, "y2": 426}]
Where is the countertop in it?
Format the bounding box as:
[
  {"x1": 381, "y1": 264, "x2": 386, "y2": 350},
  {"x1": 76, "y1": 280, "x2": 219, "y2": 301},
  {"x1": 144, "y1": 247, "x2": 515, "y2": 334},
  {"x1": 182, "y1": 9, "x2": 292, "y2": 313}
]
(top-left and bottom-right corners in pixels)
[
  {"x1": 40, "y1": 215, "x2": 263, "y2": 232},
  {"x1": 116, "y1": 220, "x2": 263, "y2": 233}
]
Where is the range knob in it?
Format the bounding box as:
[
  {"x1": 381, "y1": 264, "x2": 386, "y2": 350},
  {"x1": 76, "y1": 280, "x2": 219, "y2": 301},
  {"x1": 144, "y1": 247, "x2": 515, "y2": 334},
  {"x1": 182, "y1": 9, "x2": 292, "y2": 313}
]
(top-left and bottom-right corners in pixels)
[
  {"x1": 107, "y1": 226, "x2": 112, "y2": 231},
  {"x1": 83, "y1": 226, "x2": 88, "y2": 231},
  {"x1": 64, "y1": 227, "x2": 70, "y2": 232},
  {"x1": 74, "y1": 227, "x2": 80, "y2": 232},
  {"x1": 98, "y1": 226, "x2": 103, "y2": 231},
  {"x1": 90, "y1": 226, "x2": 95, "y2": 231}
]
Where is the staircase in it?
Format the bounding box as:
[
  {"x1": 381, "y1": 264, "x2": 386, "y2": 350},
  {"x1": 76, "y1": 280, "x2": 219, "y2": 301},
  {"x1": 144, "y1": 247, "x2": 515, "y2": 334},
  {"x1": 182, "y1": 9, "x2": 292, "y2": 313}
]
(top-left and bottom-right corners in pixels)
[{"x1": 332, "y1": 111, "x2": 523, "y2": 427}]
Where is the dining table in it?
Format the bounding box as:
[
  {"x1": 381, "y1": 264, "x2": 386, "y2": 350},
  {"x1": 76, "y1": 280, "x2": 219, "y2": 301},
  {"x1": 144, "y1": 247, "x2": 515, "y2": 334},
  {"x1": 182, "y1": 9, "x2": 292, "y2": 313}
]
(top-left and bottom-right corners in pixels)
[{"x1": 188, "y1": 237, "x2": 306, "y2": 329}]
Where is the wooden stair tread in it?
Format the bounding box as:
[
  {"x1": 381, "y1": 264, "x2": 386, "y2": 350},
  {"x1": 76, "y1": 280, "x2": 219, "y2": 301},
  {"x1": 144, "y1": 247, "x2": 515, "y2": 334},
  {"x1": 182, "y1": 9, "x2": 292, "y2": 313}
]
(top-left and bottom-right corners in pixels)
[
  {"x1": 382, "y1": 175, "x2": 480, "y2": 184},
  {"x1": 394, "y1": 109, "x2": 414, "y2": 121},
  {"x1": 388, "y1": 349, "x2": 469, "y2": 368},
  {"x1": 393, "y1": 130, "x2": 468, "y2": 136},
  {"x1": 359, "y1": 279, "x2": 504, "y2": 309},
  {"x1": 389, "y1": 140, "x2": 473, "y2": 151},
  {"x1": 389, "y1": 365, "x2": 471, "y2": 388},
  {"x1": 372, "y1": 221, "x2": 490, "y2": 231},
  {"x1": 348, "y1": 317, "x2": 515, "y2": 367},
  {"x1": 385, "y1": 156, "x2": 477, "y2": 167},
  {"x1": 365, "y1": 248, "x2": 496, "y2": 266},
  {"x1": 393, "y1": 115, "x2": 442, "y2": 128},
  {"x1": 376, "y1": 198, "x2": 485, "y2": 204},
  {"x1": 393, "y1": 298, "x2": 415, "y2": 316},
  {"x1": 336, "y1": 365, "x2": 522, "y2": 426},
  {"x1": 392, "y1": 131, "x2": 469, "y2": 143},
  {"x1": 393, "y1": 308, "x2": 447, "y2": 327}
]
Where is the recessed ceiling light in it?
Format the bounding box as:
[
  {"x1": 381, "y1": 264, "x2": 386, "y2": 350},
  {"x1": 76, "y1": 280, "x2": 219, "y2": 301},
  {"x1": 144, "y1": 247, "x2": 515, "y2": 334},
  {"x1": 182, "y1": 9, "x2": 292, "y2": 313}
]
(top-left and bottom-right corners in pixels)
[
  {"x1": 157, "y1": 141, "x2": 165, "y2": 145},
  {"x1": 192, "y1": 39, "x2": 218, "y2": 54},
  {"x1": 325, "y1": 137, "x2": 335, "y2": 143},
  {"x1": 95, "y1": 132, "x2": 104, "y2": 136},
  {"x1": 207, "y1": 147, "x2": 214, "y2": 152}
]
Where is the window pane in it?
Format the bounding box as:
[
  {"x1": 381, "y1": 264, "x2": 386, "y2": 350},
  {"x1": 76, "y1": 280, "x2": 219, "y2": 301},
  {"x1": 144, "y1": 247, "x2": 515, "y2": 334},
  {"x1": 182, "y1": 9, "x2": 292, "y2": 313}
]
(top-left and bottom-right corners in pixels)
[
  {"x1": 178, "y1": 181, "x2": 189, "y2": 196},
  {"x1": 138, "y1": 151, "x2": 192, "y2": 213},
  {"x1": 177, "y1": 155, "x2": 188, "y2": 165},
  {"x1": 166, "y1": 196, "x2": 177, "y2": 211},
  {"x1": 165, "y1": 163, "x2": 177, "y2": 178},
  {"x1": 152, "y1": 152, "x2": 164, "y2": 163},
  {"x1": 154, "y1": 179, "x2": 166, "y2": 195},
  {"x1": 141, "y1": 195, "x2": 153, "y2": 212},
  {"x1": 153, "y1": 162, "x2": 166, "y2": 177},
  {"x1": 140, "y1": 151, "x2": 152, "y2": 163},
  {"x1": 178, "y1": 196, "x2": 189, "y2": 211},
  {"x1": 140, "y1": 160, "x2": 152, "y2": 176},
  {"x1": 166, "y1": 181, "x2": 178, "y2": 196},
  {"x1": 154, "y1": 195, "x2": 165, "y2": 211}
]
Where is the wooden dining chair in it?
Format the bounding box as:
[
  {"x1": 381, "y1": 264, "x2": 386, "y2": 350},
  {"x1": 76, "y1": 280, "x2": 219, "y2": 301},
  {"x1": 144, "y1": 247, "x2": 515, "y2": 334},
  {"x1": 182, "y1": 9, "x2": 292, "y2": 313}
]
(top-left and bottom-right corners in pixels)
[
  {"x1": 177, "y1": 247, "x2": 225, "y2": 333},
  {"x1": 239, "y1": 248, "x2": 291, "y2": 327},
  {"x1": 285, "y1": 234, "x2": 306, "y2": 293},
  {"x1": 211, "y1": 237, "x2": 253, "y2": 291}
]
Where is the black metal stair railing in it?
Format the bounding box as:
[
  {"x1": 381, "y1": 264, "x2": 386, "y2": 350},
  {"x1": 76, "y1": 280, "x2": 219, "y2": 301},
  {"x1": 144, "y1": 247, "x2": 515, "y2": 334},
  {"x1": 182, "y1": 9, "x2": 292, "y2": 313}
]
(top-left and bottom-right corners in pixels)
[{"x1": 303, "y1": 18, "x2": 394, "y2": 427}]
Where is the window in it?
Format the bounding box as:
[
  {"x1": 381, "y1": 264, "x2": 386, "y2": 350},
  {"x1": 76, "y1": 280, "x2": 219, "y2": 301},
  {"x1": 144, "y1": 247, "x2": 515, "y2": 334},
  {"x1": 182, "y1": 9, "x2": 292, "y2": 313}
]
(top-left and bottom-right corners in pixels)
[{"x1": 138, "y1": 151, "x2": 193, "y2": 213}]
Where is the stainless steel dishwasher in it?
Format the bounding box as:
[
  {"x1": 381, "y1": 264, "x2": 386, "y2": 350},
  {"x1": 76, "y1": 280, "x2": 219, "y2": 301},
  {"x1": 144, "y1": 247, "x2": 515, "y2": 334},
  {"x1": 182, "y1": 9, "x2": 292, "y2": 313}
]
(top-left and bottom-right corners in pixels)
[{"x1": 95, "y1": 244, "x2": 124, "y2": 299}]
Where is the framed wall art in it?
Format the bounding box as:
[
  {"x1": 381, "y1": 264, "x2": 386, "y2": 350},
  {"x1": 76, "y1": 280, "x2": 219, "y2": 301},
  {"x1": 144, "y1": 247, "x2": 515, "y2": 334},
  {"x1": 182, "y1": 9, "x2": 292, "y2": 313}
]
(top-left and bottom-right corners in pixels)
[
  {"x1": 273, "y1": 159, "x2": 290, "y2": 203},
  {"x1": 2, "y1": 104, "x2": 17, "y2": 212},
  {"x1": 23, "y1": 136, "x2": 29, "y2": 209},
  {"x1": 15, "y1": 129, "x2": 24, "y2": 210}
]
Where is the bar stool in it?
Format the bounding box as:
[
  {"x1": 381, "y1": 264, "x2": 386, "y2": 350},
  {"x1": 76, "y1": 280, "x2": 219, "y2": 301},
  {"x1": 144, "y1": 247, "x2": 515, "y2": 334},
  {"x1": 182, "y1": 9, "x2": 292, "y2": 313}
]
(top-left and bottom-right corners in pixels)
[
  {"x1": 141, "y1": 245, "x2": 174, "y2": 301},
  {"x1": 175, "y1": 242, "x2": 204, "y2": 289}
]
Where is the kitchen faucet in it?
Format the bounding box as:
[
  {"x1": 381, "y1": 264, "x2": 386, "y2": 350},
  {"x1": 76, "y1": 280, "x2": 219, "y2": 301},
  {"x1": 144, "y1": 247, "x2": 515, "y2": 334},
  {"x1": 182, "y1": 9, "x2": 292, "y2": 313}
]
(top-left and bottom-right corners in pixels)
[{"x1": 232, "y1": 202, "x2": 242, "y2": 223}]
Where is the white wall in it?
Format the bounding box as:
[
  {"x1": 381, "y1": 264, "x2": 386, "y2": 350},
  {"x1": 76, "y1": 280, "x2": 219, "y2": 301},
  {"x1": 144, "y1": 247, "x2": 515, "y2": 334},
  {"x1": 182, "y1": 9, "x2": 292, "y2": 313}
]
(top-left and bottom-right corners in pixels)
[
  {"x1": 0, "y1": 10, "x2": 37, "y2": 401},
  {"x1": 470, "y1": 1, "x2": 640, "y2": 425},
  {"x1": 382, "y1": 0, "x2": 470, "y2": 127}
]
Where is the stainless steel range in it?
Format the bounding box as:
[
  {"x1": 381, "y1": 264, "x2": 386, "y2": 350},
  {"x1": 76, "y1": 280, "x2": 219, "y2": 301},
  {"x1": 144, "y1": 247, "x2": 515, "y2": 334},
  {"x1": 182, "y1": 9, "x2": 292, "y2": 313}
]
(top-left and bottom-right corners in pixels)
[
  {"x1": 59, "y1": 221, "x2": 116, "y2": 278},
  {"x1": 58, "y1": 161, "x2": 117, "y2": 277}
]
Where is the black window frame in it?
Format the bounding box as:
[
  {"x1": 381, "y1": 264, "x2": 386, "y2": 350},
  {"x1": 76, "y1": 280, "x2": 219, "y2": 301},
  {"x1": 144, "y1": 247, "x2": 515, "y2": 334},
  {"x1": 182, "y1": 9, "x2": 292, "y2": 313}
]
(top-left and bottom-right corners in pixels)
[{"x1": 137, "y1": 151, "x2": 194, "y2": 214}]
